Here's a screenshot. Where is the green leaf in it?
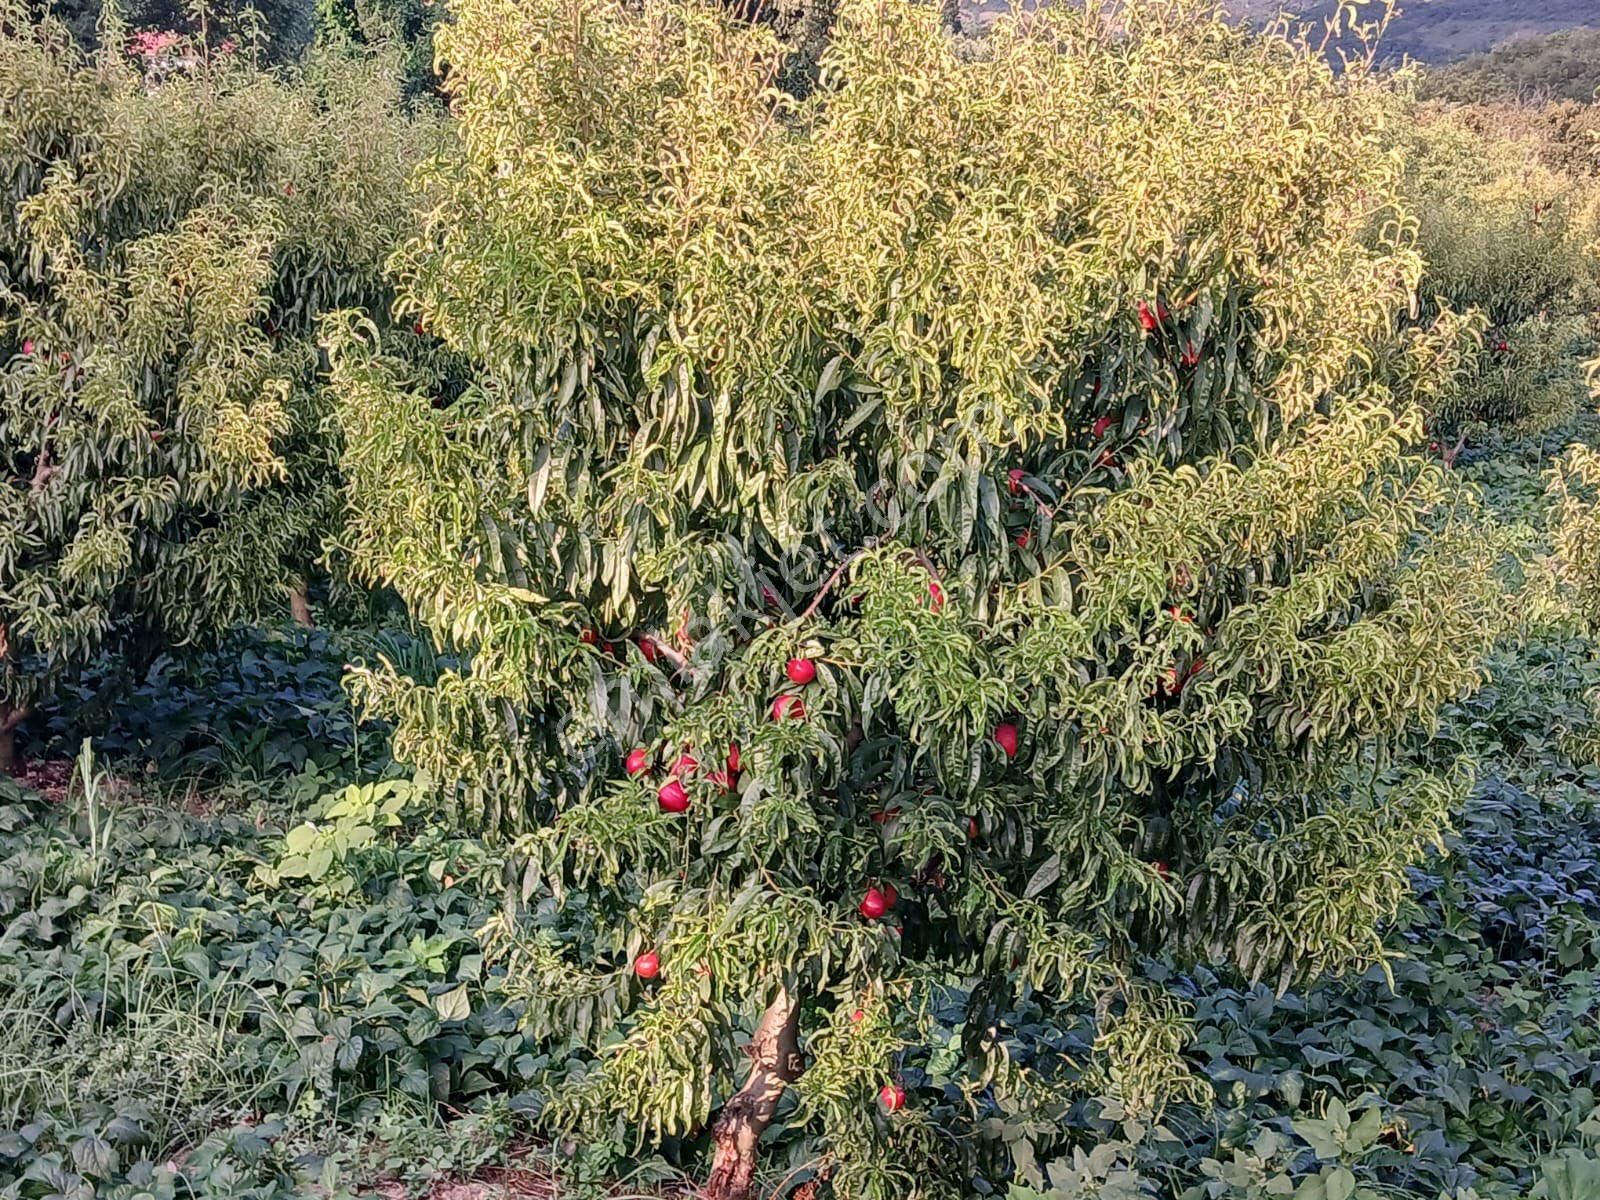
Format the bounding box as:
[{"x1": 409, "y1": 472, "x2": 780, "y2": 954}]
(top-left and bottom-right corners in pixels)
[{"x1": 433, "y1": 983, "x2": 471, "y2": 1022}]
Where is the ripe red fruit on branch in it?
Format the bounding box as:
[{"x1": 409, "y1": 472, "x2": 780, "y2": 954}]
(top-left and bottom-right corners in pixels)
[
  {"x1": 993, "y1": 722, "x2": 1019, "y2": 759},
  {"x1": 926, "y1": 580, "x2": 945, "y2": 611},
  {"x1": 1008, "y1": 468, "x2": 1025, "y2": 495},
  {"x1": 879, "y1": 1084, "x2": 906, "y2": 1112},
  {"x1": 858, "y1": 887, "x2": 889, "y2": 919},
  {"x1": 1180, "y1": 341, "x2": 1200, "y2": 367},
  {"x1": 639, "y1": 636, "x2": 659, "y2": 664},
  {"x1": 1153, "y1": 861, "x2": 1172, "y2": 881},
  {"x1": 579, "y1": 628, "x2": 598, "y2": 645},
  {"x1": 786, "y1": 657, "x2": 816, "y2": 685},
  {"x1": 634, "y1": 951, "x2": 660, "y2": 979},
  {"x1": 1015, "y1": 530, "x2": 1030, "y2": 549},
  {"x1": 625, "y1": 748, "x2": 649, "y2": 777},
  {"x1": 673, "y1": 750, "x2": 699, "y2": 777},
  {"x1": 851, "y1": 1009, "x2": 865, "y2": 1023},
  {"x1": 1092, "y1": 415, "x2": 1115, "y2": 440},
  {"x1": 20, "y1": 339, "x2": 33, "y2": 356},
  {"x1": 968, "y1": 816, "x2": 980, "y2": 840},
  {"x1": 726, "y1": 743, "x2": 741, "y2": 774},
  {"x1": 771, "y1": 694, "x2": 805, "y2": 721},
  {"x1": 657, "y1": 779, "x2": 689, "y2": 813},
  {"x1": 413, "y1": 320, "x2": 425, "y2": 335},
  {"x1": 880, "y1": 883, "x2": 898, "y2": 908},
  {"x1": 1137, "y1": 300, "x2": 1158, "y2": 332}
]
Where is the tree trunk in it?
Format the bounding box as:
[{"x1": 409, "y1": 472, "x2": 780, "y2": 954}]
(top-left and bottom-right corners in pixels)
[
  {"x1": 0, "y1": 701, "x2": 26, "y2": 776},
  {"x1": 288, "y1": 583, "x2": 315, "y2": 629},
  {"x1": 704, "y1": 986, "x2": 804, "y2": 1200}
]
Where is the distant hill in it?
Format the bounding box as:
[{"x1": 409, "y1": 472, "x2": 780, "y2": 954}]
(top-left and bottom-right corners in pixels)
[
  {"x1": 1222, "y1": 0, "x2": 1598, "y2": 64},
  {"x1": 959, "y1": 1, "x2": 1599, "y2": 69},
  {"x1": 1420, "y1": 27, "x2": 1600, "y2": 101}
]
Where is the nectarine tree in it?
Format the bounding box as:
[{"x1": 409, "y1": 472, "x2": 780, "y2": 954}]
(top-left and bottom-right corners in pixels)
[
  {"x1": 1402, "y1": 103, "x2": 1600, "y2": 441},
  {"x1": 0, "y1": 12, "x2": 430, "y2": 770},
  {"x1": 328, "y1": 0, "x2": 1510, "y2": 1193}
]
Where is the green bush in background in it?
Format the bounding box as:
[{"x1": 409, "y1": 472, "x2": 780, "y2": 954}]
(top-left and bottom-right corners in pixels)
[
  {"x1": 0, "y1": 9, "x2": 434, "y2": 770},
  {"x1": 1402, "y1": 100, "x2": 1600, "y2": 443}
]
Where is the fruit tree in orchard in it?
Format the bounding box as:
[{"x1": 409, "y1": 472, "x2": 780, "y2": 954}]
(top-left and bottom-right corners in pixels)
[
  {"x1": 329, "y1": 0, "x2": 1510, "y2": 1193},
  {"x1": 0, "y1": 13, "x2": 429, "y2": 771}
]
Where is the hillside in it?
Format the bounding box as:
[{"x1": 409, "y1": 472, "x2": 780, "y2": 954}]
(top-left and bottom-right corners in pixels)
[
  {"x1": 1225, "y1": 0, "x2": 1597, "y2": 63},
  {"x1": 1422, "y1": 26, "x2": 1600, "y2": 101},
  {"x1": 960, "y1": 0, "x2": 1598, "y2": 65}
]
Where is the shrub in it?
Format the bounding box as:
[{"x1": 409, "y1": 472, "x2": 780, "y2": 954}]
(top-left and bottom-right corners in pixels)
[
  {"x1": 1420, "y1": 27, "x2": 1600, "y2": 106},
  {"x1": 327, "y1": 0, "x2": 1511, "y2": 1193},
  {"x1": 0, "y1": 11, "x2": 432, "y2": 771},
  {"x1": 1401, "y1": 101, "x2": 1600, "y2": 441}
]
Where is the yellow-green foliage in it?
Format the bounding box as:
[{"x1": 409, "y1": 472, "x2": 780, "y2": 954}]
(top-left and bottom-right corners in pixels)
[
  {"x1": 328, "y1": 0, "x2": 1513, "y2": 1189},
  {"x1": 1403, "y1": 100, "x2": 1600, "y2": 437},
  {"x1": 0, "y1": 10, "x2": 433, "y2": 727},
  {"x1": 1550, "y1": 444, "x2": 1600, "y2": 632}
]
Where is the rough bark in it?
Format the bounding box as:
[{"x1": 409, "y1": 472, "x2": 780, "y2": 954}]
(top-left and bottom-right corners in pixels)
[
  {"x1": 0, "y1": 701, "x2": 27, "y2": 775},
  {"x1": 288, "y1": 583, "x2": 315, "y2": 629},
  {"x1": 704, "y1": 985, "x2": 804, "y2": 1200}
]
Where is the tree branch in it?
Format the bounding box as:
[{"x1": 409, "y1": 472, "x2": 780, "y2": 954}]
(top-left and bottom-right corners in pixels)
[{"x1": 703, "y1": 984, "x2": 804, "y2": 1200}]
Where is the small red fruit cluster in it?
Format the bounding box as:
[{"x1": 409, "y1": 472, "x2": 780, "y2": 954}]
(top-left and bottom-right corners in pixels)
[
  {"x1": 627, "y1": 741, "x2": 740, "y2": 814},
  {"x1": 879, "y1": 1083, "x2": 906, "y2": 1113},
  {"x1": 771, "y1": 693, "x2": 805, "y2": 721},
  {"x1": 657, "y1": 778, "x2": 689, "y2": 813},
  {"x1": 1136, "y1": 298, "x2": 1170, "y2": 333},
  {"x1": 993, "y1": 722, "x2": 1019, "y2": 759},
  {"x1": 858, "y1": 883, "x2": 897, "y2": 919},
  {"x1": 634, "y1": 950, "x2": 660, "y2": 979},
  {"x1": 771, "y1": 654, "x2": 816, "y2": 722}
]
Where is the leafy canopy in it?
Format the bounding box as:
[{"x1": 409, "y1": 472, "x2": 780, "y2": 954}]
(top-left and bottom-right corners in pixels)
[
  {"x1": 328, "y1": 0, "x2": 1512, "y2": 1188},
  {"x1": 0, "y1": 12, "x2": 432, "y2": 728}
]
